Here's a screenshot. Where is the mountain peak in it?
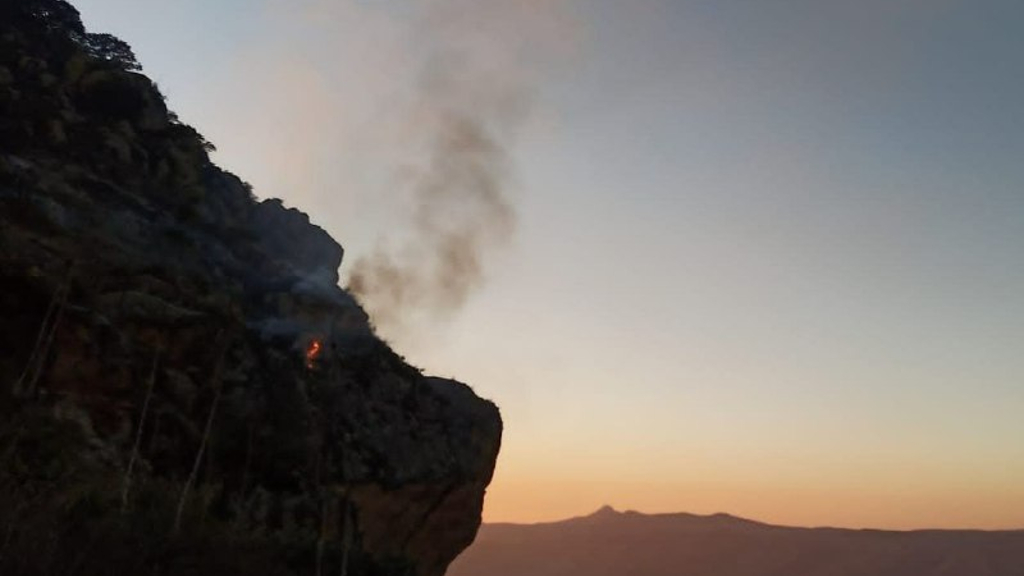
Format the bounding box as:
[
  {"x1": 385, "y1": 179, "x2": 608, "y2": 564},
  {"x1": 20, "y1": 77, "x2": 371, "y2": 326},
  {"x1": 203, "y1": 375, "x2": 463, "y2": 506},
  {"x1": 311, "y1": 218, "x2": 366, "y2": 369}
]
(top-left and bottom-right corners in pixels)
[{"x1": 455, "y1": 512, "x2": 1024, "y2": 576}]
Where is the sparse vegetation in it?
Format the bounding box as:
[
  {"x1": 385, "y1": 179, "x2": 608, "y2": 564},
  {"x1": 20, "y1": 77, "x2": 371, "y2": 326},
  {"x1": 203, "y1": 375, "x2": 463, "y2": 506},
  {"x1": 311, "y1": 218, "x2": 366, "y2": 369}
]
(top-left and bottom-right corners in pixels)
[
  {"x1": 0, "y1": 2, "x2": 502, "y2": 575},
  {"x1": 78, "y1": 32, "x2": 141, "y2": 71}
]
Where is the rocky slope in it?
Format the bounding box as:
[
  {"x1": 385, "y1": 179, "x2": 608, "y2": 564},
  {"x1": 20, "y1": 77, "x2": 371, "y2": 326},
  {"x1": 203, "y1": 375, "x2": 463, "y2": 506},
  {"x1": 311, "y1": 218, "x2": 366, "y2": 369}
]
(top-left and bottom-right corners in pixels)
[
  {"x1": 0, "y1": 2, "x2": 501, "y2": 575},
  {"x1": 449, "y1": 507, "x2": 1024, "y2": 576}
]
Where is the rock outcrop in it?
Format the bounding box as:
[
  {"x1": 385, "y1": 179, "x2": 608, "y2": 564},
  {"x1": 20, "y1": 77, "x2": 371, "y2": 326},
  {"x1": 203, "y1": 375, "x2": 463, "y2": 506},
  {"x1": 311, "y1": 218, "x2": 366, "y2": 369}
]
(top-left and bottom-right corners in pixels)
[{"x1": 0, "y1": 2, "x2": 501, "y2": 575}]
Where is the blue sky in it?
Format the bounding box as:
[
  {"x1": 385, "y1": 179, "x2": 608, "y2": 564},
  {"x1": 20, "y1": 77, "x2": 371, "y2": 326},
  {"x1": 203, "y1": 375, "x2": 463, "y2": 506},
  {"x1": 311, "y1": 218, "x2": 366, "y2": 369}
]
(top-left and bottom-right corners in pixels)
[{"x1": 74, "y1": 0, "x2": 1024, "y2": 528}]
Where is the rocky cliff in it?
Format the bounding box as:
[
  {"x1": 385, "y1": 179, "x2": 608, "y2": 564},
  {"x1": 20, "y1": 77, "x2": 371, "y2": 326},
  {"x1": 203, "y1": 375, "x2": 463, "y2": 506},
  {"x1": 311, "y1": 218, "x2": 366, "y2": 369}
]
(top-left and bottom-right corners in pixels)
[{"x1": 0, "y1": 2, "x2": 502, "y2": 575}]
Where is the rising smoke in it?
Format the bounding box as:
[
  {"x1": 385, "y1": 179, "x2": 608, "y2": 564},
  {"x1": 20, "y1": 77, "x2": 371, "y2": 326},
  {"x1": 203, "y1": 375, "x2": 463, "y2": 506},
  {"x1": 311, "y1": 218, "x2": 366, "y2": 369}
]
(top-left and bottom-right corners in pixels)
[
  {"x1": 347, "y1": 0, "x2": 574, "y2": 333},
  {"x1": 348, "y1": 110, "x2": 515, "y2": 329}
]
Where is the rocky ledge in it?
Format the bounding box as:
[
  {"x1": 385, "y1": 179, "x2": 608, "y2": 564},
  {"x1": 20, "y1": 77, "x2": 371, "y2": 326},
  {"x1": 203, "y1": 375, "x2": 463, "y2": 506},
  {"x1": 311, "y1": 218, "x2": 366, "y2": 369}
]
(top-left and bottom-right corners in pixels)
[{"x1": 0, "y1": 2, "x2": 501, "y2": 575}]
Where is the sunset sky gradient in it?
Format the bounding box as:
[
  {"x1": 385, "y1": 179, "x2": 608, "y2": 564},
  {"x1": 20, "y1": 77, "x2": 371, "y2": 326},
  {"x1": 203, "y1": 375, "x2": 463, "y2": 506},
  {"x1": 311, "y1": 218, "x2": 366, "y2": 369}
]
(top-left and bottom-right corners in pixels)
[{"x1": 74, "y1": 0, "x2": 1024, "y2": 529}]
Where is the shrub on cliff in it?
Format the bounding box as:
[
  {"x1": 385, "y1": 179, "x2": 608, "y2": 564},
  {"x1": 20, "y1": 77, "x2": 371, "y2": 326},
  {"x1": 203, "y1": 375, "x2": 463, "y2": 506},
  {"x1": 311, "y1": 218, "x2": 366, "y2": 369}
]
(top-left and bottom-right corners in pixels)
[
  {"x1": 79, "y1": 32, "x2": 141, "y2": 72},
  {"x1": 0, "y1": 0, "x2": 85, "y2": 37},
  {"x1": 1, "y1": 0, "x2": 140, "y2": 72}
]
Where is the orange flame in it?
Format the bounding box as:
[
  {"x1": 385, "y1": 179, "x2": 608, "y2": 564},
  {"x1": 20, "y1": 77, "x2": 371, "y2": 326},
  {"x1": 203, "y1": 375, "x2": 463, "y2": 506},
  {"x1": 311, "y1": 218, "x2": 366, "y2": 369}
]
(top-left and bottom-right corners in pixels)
[{"x1": 306, "y1": 339, "x2": 322, "y2": 368}]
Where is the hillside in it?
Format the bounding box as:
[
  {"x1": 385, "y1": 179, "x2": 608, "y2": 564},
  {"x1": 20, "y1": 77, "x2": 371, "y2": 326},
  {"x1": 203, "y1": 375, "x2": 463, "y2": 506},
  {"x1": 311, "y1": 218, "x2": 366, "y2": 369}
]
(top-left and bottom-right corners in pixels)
[
  {"x1": 0, "y1": 2, "x2": 501, "y2": 575},
  {"x1": 448, "y1": 507, "x2": 1024, "y2": 576}
]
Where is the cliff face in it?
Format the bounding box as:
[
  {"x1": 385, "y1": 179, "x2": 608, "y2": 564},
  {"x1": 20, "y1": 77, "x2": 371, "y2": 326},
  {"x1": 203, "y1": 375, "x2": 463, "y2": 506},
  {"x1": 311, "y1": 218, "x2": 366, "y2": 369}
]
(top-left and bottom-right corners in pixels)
[{"x1": 0, "y1": 3, "x2": 501, "y2": 575}]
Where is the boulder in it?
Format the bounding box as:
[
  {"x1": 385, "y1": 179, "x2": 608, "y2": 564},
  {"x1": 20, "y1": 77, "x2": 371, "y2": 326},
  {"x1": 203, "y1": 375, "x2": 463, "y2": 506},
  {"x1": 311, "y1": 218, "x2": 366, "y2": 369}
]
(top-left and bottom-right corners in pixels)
[{"x1": 250, "y1": 197, "x2": 345, "y2": 284}]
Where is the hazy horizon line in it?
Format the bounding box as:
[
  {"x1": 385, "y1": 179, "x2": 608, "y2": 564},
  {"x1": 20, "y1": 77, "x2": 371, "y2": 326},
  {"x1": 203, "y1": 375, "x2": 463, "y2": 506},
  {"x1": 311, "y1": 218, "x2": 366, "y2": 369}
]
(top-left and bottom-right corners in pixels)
[{"x1": 483, "y1": 505, "x2": 1024, "y2": 533}]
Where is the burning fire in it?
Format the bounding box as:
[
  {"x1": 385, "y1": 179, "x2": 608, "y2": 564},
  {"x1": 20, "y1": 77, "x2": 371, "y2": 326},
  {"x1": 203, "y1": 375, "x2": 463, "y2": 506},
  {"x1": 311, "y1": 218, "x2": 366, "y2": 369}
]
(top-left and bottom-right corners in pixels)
[{"x1": 306, "y1": 339, "x2": 322, "y2": 368}]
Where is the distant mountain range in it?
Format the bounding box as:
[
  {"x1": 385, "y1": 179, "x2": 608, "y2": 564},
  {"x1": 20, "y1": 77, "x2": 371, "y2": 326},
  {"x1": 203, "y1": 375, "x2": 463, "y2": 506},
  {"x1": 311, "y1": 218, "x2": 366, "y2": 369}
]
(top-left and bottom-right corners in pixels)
[{"x1": 448, "y1": 506, "x2": 1024, "y2": 576}]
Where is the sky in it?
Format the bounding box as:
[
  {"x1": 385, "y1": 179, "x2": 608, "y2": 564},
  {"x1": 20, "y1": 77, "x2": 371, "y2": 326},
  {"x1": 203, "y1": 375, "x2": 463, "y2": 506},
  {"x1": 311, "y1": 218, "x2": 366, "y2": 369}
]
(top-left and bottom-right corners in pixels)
[{"x1": 73, "y1": 0, "x2": 1024, "y2": 530}]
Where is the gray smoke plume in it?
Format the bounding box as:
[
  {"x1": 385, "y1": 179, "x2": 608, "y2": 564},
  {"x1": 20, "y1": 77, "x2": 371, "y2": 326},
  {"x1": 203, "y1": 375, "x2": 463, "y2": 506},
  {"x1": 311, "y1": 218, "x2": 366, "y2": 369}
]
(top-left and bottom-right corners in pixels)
[
  {"x1": 347, "y1": 0, "x2": 572, "y2": 333},
  {"x1": 349, "y1": 108, "x2": 517, "y2": 330},
  {"x1": 350, "y1": 114, "x2": 512, "y2": 312}
]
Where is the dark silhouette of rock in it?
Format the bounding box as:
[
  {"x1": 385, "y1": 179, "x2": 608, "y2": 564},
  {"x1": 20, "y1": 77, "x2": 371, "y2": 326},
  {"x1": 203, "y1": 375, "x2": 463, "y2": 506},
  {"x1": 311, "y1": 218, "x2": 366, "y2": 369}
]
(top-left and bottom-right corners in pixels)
[
  {"x1": 0, "y1": 2, "x2": 501, "y2": 575},
  {"x1": 250, "y1": 197, "x2": 344, "y2": 285}
]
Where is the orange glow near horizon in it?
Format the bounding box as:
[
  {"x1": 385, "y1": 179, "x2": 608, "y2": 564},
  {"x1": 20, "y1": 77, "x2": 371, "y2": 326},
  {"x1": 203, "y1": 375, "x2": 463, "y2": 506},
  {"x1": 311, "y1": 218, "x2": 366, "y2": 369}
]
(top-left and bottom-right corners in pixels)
[{"x1": 480, "y1": 467, "x2": 1024, "y2": 531}]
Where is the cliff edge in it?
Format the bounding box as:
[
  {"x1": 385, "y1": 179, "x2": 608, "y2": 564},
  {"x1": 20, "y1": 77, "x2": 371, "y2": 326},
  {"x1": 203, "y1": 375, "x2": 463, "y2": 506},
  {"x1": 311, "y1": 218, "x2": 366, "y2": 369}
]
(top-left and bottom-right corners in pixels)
[{"x1": 0, "y1": 2, "x2": 502, "y2": 575}]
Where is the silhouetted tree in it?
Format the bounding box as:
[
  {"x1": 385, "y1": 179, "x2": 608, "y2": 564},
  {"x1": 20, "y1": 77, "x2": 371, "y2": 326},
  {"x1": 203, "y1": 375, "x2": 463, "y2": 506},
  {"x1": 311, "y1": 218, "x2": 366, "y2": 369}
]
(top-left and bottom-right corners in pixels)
[
  {"x1": 80, "y1": 32, "x2": 142, "y2": 71},
  {"x1": 1, "y1": 1, "x2": 142, "y2": 71},
  {"x1": 0, "y1": 0, "x2": 85, "y2": 36}
]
